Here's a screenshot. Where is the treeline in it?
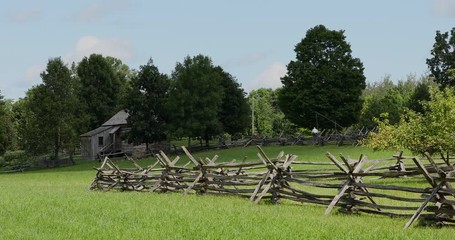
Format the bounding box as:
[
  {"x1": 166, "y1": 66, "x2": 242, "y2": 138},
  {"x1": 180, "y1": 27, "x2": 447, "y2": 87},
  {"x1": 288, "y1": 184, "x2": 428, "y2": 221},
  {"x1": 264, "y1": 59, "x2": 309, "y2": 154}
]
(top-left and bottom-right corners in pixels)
[{"x1": 1, "y1": 24, "x2": 455, "y2": 164}]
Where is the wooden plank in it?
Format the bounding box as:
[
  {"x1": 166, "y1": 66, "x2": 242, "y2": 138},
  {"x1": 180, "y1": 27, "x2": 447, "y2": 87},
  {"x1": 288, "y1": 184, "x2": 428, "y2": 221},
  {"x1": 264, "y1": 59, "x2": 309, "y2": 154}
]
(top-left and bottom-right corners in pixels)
[
  {"x1": 100, "y1": 156, "x2": 109, "y2": 169},
  {"x1": 339, "y1": 154, "x2": 353, "y2": 172},
  {"x1": 171, "y1": 156, "x2": 180, "y2": 166},
  {"x1": 283, "y1": 155, "x2": 297, "y2": 169},
  {"x1": 207, "y1": 155, "x2": 219, "y2": 165},
  {"x1": 325, "y1": 179, "x2": 352, "y2": 215},
  {"x1": 257, "y1": 145, "x2": 278, "y2": 170},
  {"x1": 125, "y1": 154, "x2": 143, "y2": 170},
  {"x1": 181, "y1": 146, "x2": 201, "y2": 166},
  {"x1": 254, "y1": 174, "x2": 275, "y2": 204},
  {"x1": 412, "y1": 157, "x2": 437, "y2": 187},
  {"x1": 404, "y1": 182, "x2": 444, "y2": 229},
  {"x1": 250, "y1": 170, "x2": 271, "y2": 202},
  {"x1": 183, "y1": 172, "x2": 204, "y2": 195},
  {"x1": 326, "y1": 152, "x2": 349, "y2": 174}
]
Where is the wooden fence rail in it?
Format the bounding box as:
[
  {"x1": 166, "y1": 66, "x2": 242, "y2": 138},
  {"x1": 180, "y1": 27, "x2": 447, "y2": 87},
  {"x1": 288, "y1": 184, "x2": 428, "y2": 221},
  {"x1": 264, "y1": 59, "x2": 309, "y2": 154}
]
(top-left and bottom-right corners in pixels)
[{"x1": 89, "y1": 146, "x2": 455, "y2": 229}]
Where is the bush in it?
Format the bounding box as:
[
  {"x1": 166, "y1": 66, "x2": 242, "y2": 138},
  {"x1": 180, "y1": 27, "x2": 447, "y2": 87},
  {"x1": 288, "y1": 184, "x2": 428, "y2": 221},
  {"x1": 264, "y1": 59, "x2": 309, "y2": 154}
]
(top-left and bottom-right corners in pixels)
[
  {"x1": 364, "y1": 86, "x2": 455, "y2": 155},
  {"x1": 0, "y1": 150, "x2": 33, "y2": 170}
]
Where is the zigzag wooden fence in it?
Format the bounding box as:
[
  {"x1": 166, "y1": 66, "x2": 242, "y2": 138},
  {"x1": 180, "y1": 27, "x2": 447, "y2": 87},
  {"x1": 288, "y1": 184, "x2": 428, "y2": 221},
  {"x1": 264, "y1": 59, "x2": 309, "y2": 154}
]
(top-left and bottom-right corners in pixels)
[{"x1": 89, "y1": 146, "x2": 455, "y2": 229}]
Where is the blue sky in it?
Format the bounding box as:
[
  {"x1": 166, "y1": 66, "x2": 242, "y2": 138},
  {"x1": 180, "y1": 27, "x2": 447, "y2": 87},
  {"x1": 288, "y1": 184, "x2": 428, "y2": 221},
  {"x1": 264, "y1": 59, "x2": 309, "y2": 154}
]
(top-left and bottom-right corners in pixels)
[{"x1": 1, "y1": 0, "x2": 455, "y2": 100}]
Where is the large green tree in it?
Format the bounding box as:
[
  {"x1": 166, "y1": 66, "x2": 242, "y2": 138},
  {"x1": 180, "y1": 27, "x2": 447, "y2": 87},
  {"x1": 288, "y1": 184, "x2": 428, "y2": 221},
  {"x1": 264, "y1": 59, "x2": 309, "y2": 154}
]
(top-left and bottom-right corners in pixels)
[
  {"x1": 76, "y1": 54, "x2": 123, "y2": 131},
  {"x1": 278, "y1": 25, "x2": 366, "y2": 129},
  {"x1": 17, "y1": 58, "x2": 79, "y2": 162},
  {"x1": 167, "y1": 55, "x2": 224, "y2": 146},
  {"x1": 0, "y1": 91, "x2": 15, "y2": 154},
  {"x1": 426, "y1": 27, "x2": 455, "y2": 88},
  {"x1": 126, "y1": 58, "x2": 170, "y2": 150},
  {"x1": 217, "y1": 67, "x2": 250, "y2": 136}
]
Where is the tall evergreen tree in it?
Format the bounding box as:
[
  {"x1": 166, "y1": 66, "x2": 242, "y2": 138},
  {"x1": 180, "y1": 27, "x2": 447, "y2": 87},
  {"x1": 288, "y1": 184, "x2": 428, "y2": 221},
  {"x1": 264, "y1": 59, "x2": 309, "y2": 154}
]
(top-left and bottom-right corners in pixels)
[{"x1": 278, "y1": 25, "x2": 366, "y2": 129}]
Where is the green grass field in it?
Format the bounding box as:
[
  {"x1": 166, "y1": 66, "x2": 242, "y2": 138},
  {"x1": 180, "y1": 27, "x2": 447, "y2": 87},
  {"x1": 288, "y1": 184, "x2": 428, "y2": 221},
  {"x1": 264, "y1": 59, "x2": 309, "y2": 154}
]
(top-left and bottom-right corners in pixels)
[{"x1": 1, "y1": 145, "x2": 454, "y2": 239}]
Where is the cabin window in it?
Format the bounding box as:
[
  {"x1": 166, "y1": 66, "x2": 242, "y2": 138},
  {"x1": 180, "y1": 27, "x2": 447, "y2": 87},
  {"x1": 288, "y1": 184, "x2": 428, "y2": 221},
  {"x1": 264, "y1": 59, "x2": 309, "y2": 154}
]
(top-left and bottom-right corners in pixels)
[{"x1": 98, "y1": 136, "x2": 104, "y2": 146}]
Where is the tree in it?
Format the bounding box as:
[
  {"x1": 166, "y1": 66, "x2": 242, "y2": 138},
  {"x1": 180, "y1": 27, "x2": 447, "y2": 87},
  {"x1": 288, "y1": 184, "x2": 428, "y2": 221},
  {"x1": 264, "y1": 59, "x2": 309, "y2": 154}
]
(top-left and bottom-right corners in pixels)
[
  {"x1": 359, "y1": 76, "x2": 408, "y2": 129},
  {"x1": 126, "y1": 58, "x2": 170, "y2": 150},
  {"x1": 407, "y1": 77, "x2": 435, "y2": 114},
  {"x1": 426, "y1": 27, "x2": 455, "y2": 88},
  {"x1": 217, "y1": 67, "x2": 250, "y2": 136},
  {"x1": 76, "y1": 54, "x2": 122, "y2": 131},
  {"x1": 0, "y1": 91, "x2": 15, "y2": 155},
  {"x1": 167, "y1": 55, "x2": 224, "y2": 146},
  {"x1": 365, "y1": 86, "x2": 455, "y2": 155},
  {"x1": 278, "y1": 25, "x2": 366, "y2": 129},
  {"x1": 17, "y1": 58, "x2": 79, "y2": 163},
  {"x1": 249, "y1": 88, "x2": 291, "y2": 136},
  {"x1": 106, "y1": 56, "x2": 135, "y2": 108}
]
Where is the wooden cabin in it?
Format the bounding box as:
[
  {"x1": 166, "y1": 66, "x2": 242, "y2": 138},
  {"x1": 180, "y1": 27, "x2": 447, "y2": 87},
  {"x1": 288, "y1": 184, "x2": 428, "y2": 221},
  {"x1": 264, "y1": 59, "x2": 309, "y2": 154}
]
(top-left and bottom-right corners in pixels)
[{"x1": 80, "y1": 110, "x2": 133, "y2": 160}]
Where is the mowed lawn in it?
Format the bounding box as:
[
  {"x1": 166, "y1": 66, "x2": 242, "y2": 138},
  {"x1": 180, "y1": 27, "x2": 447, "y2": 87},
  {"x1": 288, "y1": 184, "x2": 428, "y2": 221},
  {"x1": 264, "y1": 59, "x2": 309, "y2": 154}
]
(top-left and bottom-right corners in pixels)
[{"x1": 1, "y1": 145, "x2": 454, "y2": 239}]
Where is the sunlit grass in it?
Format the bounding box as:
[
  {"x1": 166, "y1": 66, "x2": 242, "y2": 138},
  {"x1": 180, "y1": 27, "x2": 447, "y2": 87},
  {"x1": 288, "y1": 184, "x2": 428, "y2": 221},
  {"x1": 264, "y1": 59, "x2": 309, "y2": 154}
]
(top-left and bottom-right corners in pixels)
[{"x1": 0, "y1": 145, "x2": 453, "y2": 239}]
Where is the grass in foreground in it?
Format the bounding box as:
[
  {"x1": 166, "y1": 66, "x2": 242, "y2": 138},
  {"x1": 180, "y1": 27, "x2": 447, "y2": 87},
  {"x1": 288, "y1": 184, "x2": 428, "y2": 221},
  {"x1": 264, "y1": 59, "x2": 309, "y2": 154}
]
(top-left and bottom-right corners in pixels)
[{"x1": 0, "y1": 145, "x2": 453, "y2": 239}]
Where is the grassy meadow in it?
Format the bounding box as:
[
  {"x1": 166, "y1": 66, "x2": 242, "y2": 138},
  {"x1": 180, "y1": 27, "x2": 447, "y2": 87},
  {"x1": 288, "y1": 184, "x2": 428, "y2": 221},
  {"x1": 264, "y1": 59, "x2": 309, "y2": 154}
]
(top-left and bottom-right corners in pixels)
[{"x1": 1, "y1": 145, "x2": 454, "y2": 239}]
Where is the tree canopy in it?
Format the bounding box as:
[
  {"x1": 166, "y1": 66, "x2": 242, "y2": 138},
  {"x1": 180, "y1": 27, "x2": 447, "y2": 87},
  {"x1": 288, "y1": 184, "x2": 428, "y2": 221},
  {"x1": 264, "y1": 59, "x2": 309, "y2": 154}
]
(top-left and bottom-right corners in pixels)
[
  {"x1": 167, "y1": 55, "x2": 225, "y2": 146},
  {"x1": 126, "y1": 58, "x2": 170, "y2": 149},
  {"x1": 217, "y1": 67, "x2": 250, "y2": 136},
  {"x1": 0, "y1": 91, "x2": 15, "y2": 155},
  {"x1": 278, "y1": 25, "x2": 366, "y2": 129},
  {"x1": 76, "y1": 54, "x2": 123, "y2": 131},
  {"x1": 427, "y1": 27, "x2": 455, "y2": 88},
  {"x1": 365, "y1": 86, "x2": 455, "y2": 155},
  {"x1": 249, "y1": 88, "x2": 292, "y2": 137},
  {"x1": 16, "y1": 58, "x2": 79, "y2": 162},
  {"x1": 166, "y1": 55, "x2": 250, "y2": 146}
]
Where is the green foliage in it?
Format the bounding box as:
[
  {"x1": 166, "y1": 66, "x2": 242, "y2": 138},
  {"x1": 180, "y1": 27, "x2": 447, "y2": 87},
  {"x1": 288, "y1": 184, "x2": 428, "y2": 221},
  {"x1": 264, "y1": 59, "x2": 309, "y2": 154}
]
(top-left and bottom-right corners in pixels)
[
  {"x1": 167, "y1": 55, "x2": 223, "y2": 143},
  {"x1": 426, "y1": 27, "x2": 455, "y2": 88},
  {"x1": 15, "y1": 58, "x2": 79, "y2": 160},
  {"x1": 365, "y1": 86, "x2": 455, "y2": 154},
  {"x1": 76, "y1": 54, "x2": 123, "y2": 131},
  {"x1": 0, "y1": 91, "x2": 15, "y2": 154},
  {"x1": 218, "y1": 68, "x2": 250, "y2": 135},
  {"x1": 249, "y1": 88, "x2": 293, "y2": 136},
  {"x1": 359, "y1": 75, "x2": 435, "y2": 129},
  {"x1": 126, "y1": 58, "x2": 170, "y2": 147},
  {"x1": 279, "y1": 25, "x2": 366, "y2": 129},
  {"x1": 407, "y1": 78, "x2": 435, "y2": 113},
  {"x1": 0, "y1": 150, "x2": 32, "y2": 170}
]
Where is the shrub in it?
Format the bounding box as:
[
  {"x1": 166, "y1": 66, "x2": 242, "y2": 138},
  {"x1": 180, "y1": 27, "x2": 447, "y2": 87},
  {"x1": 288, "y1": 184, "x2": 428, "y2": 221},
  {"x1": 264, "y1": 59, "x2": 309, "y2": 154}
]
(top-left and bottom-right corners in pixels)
[
  {"x1": 364, "y1": 86, "x2": 455, "y2": 155},
  {"x1": 0, "y1": 150, "x2": 33, "y2": 170}
]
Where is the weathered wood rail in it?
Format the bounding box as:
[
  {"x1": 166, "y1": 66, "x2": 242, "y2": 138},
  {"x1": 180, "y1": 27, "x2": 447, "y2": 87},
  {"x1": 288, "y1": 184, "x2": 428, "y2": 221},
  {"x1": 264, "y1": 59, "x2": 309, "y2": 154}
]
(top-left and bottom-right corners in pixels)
[{"x1": 89, "y1": 146, "x2": 455, "y2": 229}]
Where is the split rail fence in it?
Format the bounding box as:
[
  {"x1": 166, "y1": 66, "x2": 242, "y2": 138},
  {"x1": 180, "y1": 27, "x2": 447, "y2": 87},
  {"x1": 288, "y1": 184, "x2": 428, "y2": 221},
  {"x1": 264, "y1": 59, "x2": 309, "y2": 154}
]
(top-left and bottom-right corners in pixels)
[{"x1": 89, "y1": 146, "x2": 455, "y2": 229}]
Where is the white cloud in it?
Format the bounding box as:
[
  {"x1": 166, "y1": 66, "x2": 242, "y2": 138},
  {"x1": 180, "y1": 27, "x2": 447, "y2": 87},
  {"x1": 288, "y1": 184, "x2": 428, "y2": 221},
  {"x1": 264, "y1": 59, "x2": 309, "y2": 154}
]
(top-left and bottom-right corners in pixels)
[
  {"x1": 433, "y1": 0, "x2": 455, "y2": 17},
  {"x1": 224, "y1": 52, "x2": 270, "y2": 67},
  {"x1": 65, "y1": 36, "x2": 134, "y2": 62},
  {"x1": 25, "y1": 65, "x2": 44, "y2": 80},
  {"x1": 248, "y1": 62, "x2": 286, "y2": 91},
  {"x1": 8, "y1": 8, "x2": 42, "y2": 23},
  {"x1": 73, "y1": 0, "x2": 132, "y2": 23}
]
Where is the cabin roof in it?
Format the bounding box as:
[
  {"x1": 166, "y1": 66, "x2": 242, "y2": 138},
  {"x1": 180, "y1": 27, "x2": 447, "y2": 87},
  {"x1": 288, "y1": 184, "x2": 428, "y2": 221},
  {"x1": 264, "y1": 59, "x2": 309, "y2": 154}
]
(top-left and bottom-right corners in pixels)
[
  {"x1": 102, "y1": 110, "x2": 129, "y2": 126},
  {"x1": 80, "y1": 126, "x2": 112, "y2": 137}
]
